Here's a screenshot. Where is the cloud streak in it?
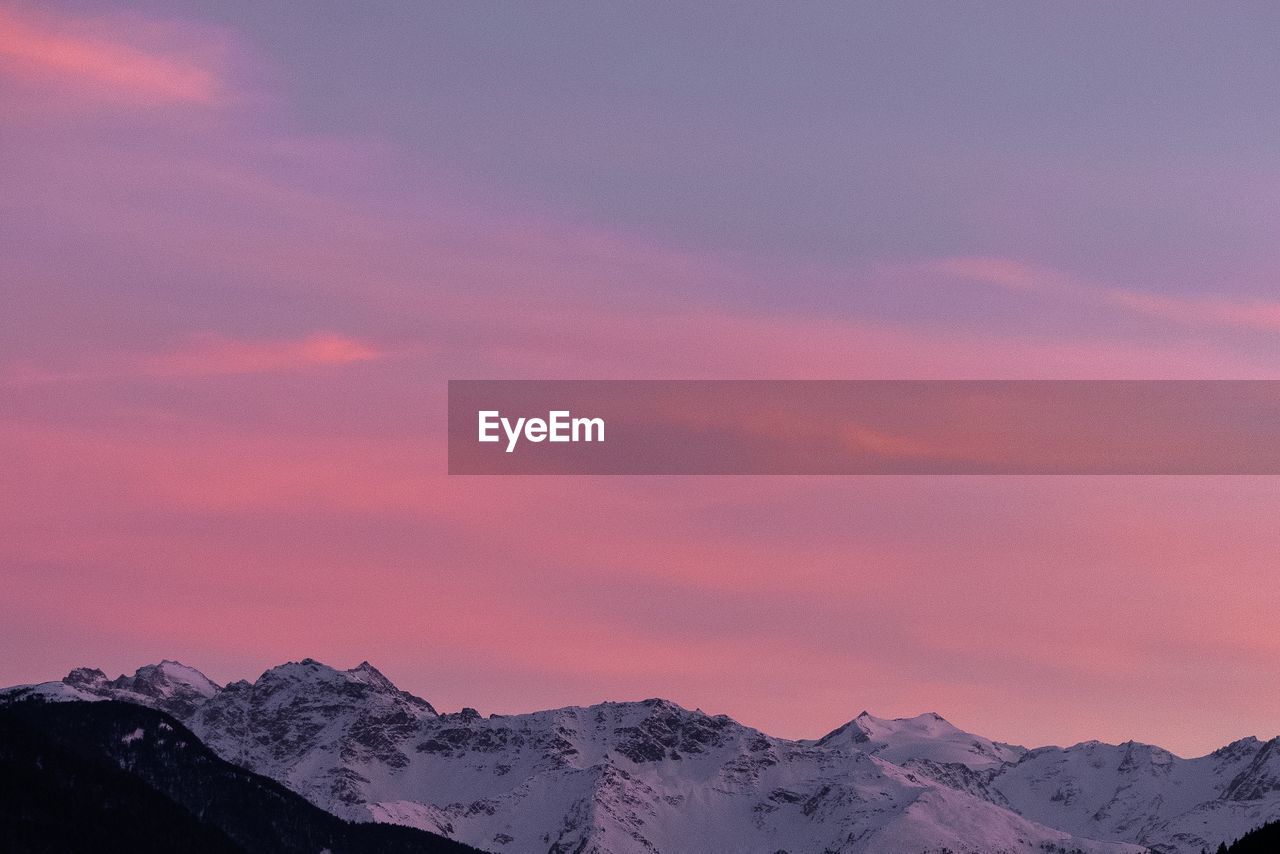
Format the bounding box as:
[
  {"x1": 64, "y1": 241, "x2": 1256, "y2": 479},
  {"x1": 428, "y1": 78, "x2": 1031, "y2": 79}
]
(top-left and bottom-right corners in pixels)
[
  {"x1": 0, "y1": 6, "x2": 223, "y2": 105},
  {"x1": 145, "y1": 332, "x2": 381, "y2": 377},
  {"x1": 2, "y1": 332, "x2": 381, "y2": 387},
  {"x1": 927, "y1": 255, "x2": 1280, "y2": 334}
]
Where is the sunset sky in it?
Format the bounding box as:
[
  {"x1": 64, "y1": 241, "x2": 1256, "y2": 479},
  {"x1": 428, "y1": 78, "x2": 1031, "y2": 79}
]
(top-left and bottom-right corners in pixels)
[{"x1": 3, "y1": 2, "x2": 1279, "y2": 757}]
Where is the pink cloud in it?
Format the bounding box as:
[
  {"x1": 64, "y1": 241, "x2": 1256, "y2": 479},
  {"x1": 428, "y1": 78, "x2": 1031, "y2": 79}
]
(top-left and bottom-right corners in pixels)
[
  {"x1": 1107, "y1": 289, "x2": 1280, "y2": 332},
  {"x1": 928, "y1": 254, "x2": 1280, "y2": 334},
  {"x1": 1, "y1": 332, "x2": 381, "y2": 387},
  {"x1": 0, "y1": 7, "x2": 223, "y2": 105},
  {"x1": 144, "y1": 332, "x2": 381, "y2": 376},
  {"x1": 433, "y1": 297, "x2": 1276, "y2": 380}
]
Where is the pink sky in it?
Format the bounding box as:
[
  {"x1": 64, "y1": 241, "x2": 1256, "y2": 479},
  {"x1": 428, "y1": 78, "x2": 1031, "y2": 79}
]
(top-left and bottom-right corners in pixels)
[{"x1": 2, "y1": 4, "x2": 1279, "y2": 756}]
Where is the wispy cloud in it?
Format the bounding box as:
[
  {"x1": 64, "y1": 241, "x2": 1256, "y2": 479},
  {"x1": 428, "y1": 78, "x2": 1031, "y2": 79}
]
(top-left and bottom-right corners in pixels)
[
  {"x1": 144, "y1": 332, "x2": 381, "y2": 376},
  {"x1": 1104, "y1": 289, "x2": 1280, "y2": 333},
  {"x1": 2, "y1": 332, "x2": 380, "y2": 387},
  {"x1": 926, "y1": 255, "x2": 1280, "y2": 333},
  {"x1": 0, "y1": 7, "x2": 223, "y2": 104}
]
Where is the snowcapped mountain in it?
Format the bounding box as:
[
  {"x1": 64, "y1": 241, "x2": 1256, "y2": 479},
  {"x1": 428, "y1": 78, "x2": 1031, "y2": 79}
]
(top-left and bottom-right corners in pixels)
[
  {"x1": 4, "y1": 660, "x2": 1275, "y2": 854},
  {"x1": 816, "y1": 710, "x2": 1026, "y2": 770},
  {"x1": 989, "y1": 738, "x2": 1280, "y2": 854},
  {"x1": 11, "y1": 659, "x2": 220, "y2": 717}
]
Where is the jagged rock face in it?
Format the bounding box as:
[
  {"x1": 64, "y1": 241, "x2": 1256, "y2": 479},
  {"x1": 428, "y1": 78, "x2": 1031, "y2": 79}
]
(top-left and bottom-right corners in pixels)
[
  {"x1": 1221, "y1": 739, "x2": 1280, "y2": 802},
  {"x1": 63, "y1": 667, "x2": 110, "y2": 692},
  {"x1": 186, "y1": 660, "x2": 439, "y2": 810},
  {"x1": 7, "y1": 659, "x2": 1280, "y2": 854},
  {"x1": 898, "y1": 758, "x2": 1011, "y2": 808},
  {"x1": 109, "y1": 661, "x2": 221, "y2": 718},
  {"x1": 991, "y1": 737, "x2": 1280, "y2": 854},
  {"x1": 5, "y1": 660, "x2": 220, "y2": 719},
  {"x1": 357, "y1": 701, "x2": 1131, "y2": 854}
]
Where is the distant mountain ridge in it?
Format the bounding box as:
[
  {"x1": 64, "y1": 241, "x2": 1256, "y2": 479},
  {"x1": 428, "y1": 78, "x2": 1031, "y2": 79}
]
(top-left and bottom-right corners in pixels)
[{"x1": 5, "y1": 659, "x2": 1278, "y2": 854}]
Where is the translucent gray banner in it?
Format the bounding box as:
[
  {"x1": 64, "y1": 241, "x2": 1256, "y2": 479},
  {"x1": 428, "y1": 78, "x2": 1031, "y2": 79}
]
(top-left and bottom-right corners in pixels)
[{"x1": 448, "y1": 381, "x2": 1280, "y2": 474}]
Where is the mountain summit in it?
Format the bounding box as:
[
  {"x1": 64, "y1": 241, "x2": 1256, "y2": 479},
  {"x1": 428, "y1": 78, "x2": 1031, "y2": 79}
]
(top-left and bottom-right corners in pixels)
[{"x1": 817, "y1": 710, "x2": 1025, "y2": 770}]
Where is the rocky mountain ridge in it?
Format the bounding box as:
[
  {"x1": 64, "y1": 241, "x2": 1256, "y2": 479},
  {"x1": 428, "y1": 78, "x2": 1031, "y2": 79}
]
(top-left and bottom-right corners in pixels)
[{"x1": 6, "y1": 659, "x2": 1277, "y2": 854}]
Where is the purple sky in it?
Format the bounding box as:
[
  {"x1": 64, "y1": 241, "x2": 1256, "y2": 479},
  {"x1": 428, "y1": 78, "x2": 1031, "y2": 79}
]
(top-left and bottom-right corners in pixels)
[{"x1": 2, "y1": 2, "x2": 1279, "y2": 756}]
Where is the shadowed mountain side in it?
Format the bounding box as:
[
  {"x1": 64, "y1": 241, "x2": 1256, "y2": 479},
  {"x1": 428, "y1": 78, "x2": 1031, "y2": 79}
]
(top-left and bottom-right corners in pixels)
[{"x1": 0, "y1": 701, "x2": 483, "y2": 854}]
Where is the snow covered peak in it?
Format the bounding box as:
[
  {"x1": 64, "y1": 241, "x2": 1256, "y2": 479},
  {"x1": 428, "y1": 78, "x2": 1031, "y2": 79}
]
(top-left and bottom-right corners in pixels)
[
  {"x1": 0, "y1": 660, "x2": 219, "y2": 716},
  {"x1": 63, "y1": 667, "x2": 110, "y2": 690},
  {"x1": 819, "y1": 710, "x2": 1024, "y2": 769},
  {"x1": 346, "y1": 660, "x2": 400, "y2": 692},
  {"x1": 359, "y1": 696, "x2": 1136, "y2": 854},
  {"x1": 257, "y1": 657, "x2": 363, "y2": 683},
  {"x1": 857, "y1": 710, "x2": 956, "y2": 738},
  {"x1": 180, "y1": 657, "x2": 439, "y2": 783},
  {"x1": 81, "y1": 660, "x2": 222, "y2": 718},
  {"x1": 1213, "y1": 736, "x2": 1264, "y2": 761},
  {"x1": 124, "y1": 660, "x2": 220, "y2": 698},
  {"x1": 1, "y1": 679, "x2": 104, "y2": 703},
  {"x1": 249, "y1": 658, "x2": 366, "y2": 693},
  {"x1": 247, "y1": 658, "x2": 434, "y2": 710}
]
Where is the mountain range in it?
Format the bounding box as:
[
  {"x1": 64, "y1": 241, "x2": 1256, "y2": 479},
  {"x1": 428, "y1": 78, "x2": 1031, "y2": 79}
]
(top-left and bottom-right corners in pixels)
[{"x1": 4, "y1": 659, "x2": 1278, "y2": 854}]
